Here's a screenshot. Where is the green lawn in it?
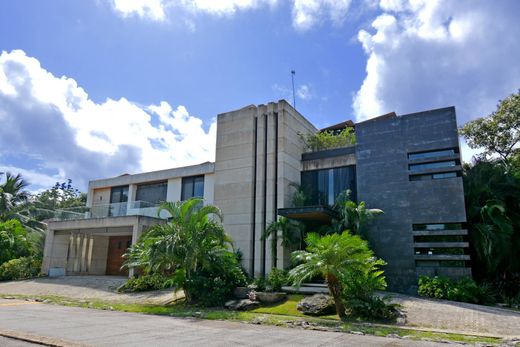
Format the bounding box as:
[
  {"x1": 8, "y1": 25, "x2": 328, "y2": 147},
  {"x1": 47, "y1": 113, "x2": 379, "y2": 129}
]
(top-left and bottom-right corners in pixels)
[{"x1": 251, "y1": 294, "x2": 339, "y2": 320}]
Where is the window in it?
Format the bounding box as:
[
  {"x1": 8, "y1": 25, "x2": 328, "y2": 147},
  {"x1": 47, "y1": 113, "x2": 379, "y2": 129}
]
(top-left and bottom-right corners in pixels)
[
  {"x1": 409, "y1": 161, "x2": 457, "y2": 172},
  {"x1": 413, "y1": 223, "x2": 463, "y2": 231},
  {"x1": 136, "y1": 181, "x2": 167, "y2": 205},
  {"x1": 408, "y1": 149, "x2": 456, "y2": 160},
  {"x1": 109, "y1": 185, "x2": 129, "y2": 217},
  {"x1": 414, "y1": 235, "x2": 465, "y2": 243},
  {"x1": 301, "y1": 166, "x2": 356, "y2": 205},
  {"x1": 409, "y1": 172, "x2": 458, "y2": 181},
  {"x1": 181, "y1": 175, "x2": 205, "y2": 200}
]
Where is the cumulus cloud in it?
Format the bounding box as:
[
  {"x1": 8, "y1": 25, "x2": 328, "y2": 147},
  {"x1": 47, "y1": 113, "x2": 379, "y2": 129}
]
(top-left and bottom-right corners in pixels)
[
  {"x1": 292, "y1": 0, "x2": 351, "y2": 31},
  {"x1": 353, "y1": 0, "x2": 520, "y2": 124},
  {"x1": 296, "y1": 84, "x2": 313, "y2": 100},
  {"x1": 109, "y1": 0, "x2": 350, "y2": 30},
  {"x1": 0, "y1": 50, "x2": 216, "y2": 191}
]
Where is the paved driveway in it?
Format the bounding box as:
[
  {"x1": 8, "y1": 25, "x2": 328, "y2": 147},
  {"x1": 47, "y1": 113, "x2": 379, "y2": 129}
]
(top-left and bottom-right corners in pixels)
[{"x1": 0, "y1": 299, "x2": 457, "y2": 347}]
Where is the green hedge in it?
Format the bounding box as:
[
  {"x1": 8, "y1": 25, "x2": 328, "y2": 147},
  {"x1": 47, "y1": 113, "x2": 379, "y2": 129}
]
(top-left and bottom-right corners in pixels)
[
  {"x1": 117, "y1": 273, "x2": 175, "y2": 293},
  {"x1": 0, "y1": 257, "x2": 41, "y2": 281},
  {"x1": 418, "y1": 276, "x2": 495, "y2": 304}
]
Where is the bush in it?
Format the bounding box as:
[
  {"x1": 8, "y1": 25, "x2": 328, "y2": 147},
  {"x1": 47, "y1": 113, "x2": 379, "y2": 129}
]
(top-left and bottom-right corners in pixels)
[
  {"x1": 345, "y1": 295, "x2": 400, "y2": 321},
  {"x1": 0, "y1": 220, "x2": 32, "y2": 265},
  {"x1": 117, "y1": 273, "x2": 174, "y2": 293},
  {"x1": 0, "y1": 257, "x2": 41, "y2": 281},
  {"x1": 267, "y1": 268, "x2": 289, "y2": 292},
  {"x1": 418, "y1": 276, "x2": 495, "y2": 304}
]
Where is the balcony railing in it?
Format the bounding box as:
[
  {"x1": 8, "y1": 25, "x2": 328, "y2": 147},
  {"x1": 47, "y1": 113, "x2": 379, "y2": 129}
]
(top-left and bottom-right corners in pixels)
[{"x1": 50, "y1": 201, "x2": 166, "y2": 221}]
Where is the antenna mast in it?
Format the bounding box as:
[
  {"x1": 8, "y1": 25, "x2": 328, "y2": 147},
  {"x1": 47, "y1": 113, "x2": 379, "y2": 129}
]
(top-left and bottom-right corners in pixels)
[{"x1": 291, "y1": 70, "x2": 296, "y2": 109}]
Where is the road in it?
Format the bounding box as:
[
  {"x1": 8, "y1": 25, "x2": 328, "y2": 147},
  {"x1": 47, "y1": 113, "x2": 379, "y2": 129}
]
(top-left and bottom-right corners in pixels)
[{"x1": 0, "y1": 299, "x2": 458, "y2": 347}]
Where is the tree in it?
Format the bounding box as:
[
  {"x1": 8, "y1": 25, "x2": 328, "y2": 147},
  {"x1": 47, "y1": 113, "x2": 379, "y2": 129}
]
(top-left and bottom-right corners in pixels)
[
  {"x1": 262, "y1": 216, "x2": 304, "y2": 266},
  {"x1": 332, "y1": 190, "x2": 383, "y2": 237},
  {"x1": 0, "y1": 219, "x2": 32, "y2": 265},
  {"x1": 0, "y1": 172, "x2": 44, "y2": 234},
  {"x1": 124, "y1": 198, "x2": 245, "y2": 304},
  {"x1": 460, "y1": 90, "x2": 520, "y2": 162},
  {"x1": 35, "y1": 179, "x2": 87, "y2": 210},
  {"x1": 289, "y1": 231, "x2": 381, "y2": 318}
]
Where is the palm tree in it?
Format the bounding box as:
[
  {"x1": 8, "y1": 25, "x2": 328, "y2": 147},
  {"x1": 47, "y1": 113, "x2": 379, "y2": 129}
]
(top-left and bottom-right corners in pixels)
[
  {"x1": 332, "y1": 190, "x2": 383, "y2": 236},
  {"x1": 262, "y1": 217, "x2": 304, "y2": 266},
  {"x1": 0, "y1": 172, "x2": 44, "y2": 234},
  {"x1": 124, "y1": 198, "x2": 234, "y2": 302},
  {"x1": 289, "y1": 231, "x2": 378, "y2": 319}
]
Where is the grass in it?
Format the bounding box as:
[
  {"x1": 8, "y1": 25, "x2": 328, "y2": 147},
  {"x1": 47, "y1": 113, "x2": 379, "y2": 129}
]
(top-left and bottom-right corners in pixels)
[{"x1": 0, "y1": 293, "x2": 508, "y2": 346}]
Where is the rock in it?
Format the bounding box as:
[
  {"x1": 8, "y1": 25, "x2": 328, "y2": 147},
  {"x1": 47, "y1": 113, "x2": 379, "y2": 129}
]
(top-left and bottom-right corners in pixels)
[
  {"x1": 386, "y1": 334, "x2": 400, "y2": 339},
  {"x1": 233, "y1": 287, "x2": 250, "y2": 299},
  {"x1": 256, "y1": 292, "x2": 287, "y2": 304},
  {"x1": 350, "y1": 331, "x2": 364, "y2": 335},
  {"x1": 297, "y1": 294, "x2": 336, "y2": 316},
  {"x1": 225, "y1": 299, "x2": 260, "y2": 311}
]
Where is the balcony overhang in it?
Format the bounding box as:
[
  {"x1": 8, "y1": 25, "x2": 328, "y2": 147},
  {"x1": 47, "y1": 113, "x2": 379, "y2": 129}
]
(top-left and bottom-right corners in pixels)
[
  {"x1": 47, "y1": 215, "x2": 165, "y2": 231},
  {"x1": 277, "y1": 205, "x2": 339, "y2": 223}
]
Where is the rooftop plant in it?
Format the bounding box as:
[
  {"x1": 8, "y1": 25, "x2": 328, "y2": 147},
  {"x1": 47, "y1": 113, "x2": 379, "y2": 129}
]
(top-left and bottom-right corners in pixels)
[{"x1": 299, "y1": 127, "x2": 356, "y2": 152}]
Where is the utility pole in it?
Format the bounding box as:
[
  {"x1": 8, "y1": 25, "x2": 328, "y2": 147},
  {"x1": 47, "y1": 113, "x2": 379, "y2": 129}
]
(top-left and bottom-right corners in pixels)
[{"x1": 291, "y1": 70, "x2": 296, "y2": 109}]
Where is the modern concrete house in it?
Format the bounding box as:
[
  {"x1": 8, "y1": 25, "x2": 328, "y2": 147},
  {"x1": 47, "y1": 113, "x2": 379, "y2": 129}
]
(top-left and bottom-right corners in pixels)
[{"x1": 42, "y1": 100, "x2": 470, "y2": 293}]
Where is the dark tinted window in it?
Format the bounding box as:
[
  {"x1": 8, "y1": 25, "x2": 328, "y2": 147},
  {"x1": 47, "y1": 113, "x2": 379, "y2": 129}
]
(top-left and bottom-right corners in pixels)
[
  {"x1": 301, "y1": 166, "x2": 356, "y2": 205},
  {"x1": 182, "y1": 176, "x2": 205, "y2": 200},
  {"x1": 409, "y1": 161, "x2": 456, "y2": 171},
  {"x1": 136, "y1": 181, "x2": 167, "y2": 205},
  {"x1": 408, "y1": 149, "x2": 455, "y2": 160}
]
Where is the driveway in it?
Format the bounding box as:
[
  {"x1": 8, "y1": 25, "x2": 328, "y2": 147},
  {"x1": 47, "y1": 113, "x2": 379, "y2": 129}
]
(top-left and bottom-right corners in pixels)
[
  {"x1": 0, "y1": 276, "x2": 179, "y2": 304},
  {"x1": 0, "y1": 299, "x2": 458, "y2": 347}
]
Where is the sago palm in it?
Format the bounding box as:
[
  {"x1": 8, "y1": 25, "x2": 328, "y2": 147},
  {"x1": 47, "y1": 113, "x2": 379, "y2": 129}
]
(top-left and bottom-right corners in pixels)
[{"x1": 289, "y1": 231, "x2": 377, "y2": 318}]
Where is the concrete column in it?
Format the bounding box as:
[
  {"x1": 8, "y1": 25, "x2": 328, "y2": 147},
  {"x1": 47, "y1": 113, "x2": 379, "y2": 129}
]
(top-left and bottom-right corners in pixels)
[
  {"x1": 127, "y1": 184, "x2": 137, "y2": 212},
  {"x1": 129, "y1": 223, "x2": 143, "y2": 277},
  {"x1": 41, "y1": 228, "x2": 55, "y2": 275}
]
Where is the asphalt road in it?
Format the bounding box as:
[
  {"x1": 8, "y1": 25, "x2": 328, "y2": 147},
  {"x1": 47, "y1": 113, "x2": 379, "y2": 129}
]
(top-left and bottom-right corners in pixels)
[{"x1": 0, "y1": 299, "x2": 459, "y2": 347}]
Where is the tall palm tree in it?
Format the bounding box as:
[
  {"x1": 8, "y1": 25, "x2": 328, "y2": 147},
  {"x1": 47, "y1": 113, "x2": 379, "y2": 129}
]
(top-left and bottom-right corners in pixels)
[
  {"x1": 289, "y1": 231, "x2": 378, "y2": 318},
  {"x1": 332, "y1": 190, "x2": 383, "y2": 237}
]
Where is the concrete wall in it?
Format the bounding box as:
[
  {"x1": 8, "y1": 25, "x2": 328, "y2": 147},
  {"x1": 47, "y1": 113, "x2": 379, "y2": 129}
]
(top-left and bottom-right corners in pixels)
[
  {"x1": 356, "y1": 107, "x2": 469, "y2": 293},
  {"x1": 214, "y1": 100, "x2": 316, "y2": 276}
]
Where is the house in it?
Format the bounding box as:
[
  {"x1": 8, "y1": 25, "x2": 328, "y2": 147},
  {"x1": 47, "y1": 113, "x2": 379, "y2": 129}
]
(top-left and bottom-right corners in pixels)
[{"x1": 42, "y1": 100, "x2": 470, "y2": 293}]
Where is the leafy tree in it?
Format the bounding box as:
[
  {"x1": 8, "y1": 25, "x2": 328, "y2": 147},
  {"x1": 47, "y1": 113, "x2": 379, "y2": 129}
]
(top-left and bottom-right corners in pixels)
[
  {"x1": 0, "y1": 219, "x2": 32, "y2": 265},
  {"x1": 460, "y1": 90, "x2": 520, "y2": 162},
  {"x1": 262, "y1": 216, "x2": 304, "y2": 266},
  {"x1": 35, "y1": 179, "x2": 87, "y2": 210},
  {"x1": 289, "y1": 231, "x2": 381, "y2": 318},
  {"x1": 124, "y1": 198, "x2": 246, "y2": 304},
  {"x1": 299, "y1": 127, "x2": 356, "y2": 152}
]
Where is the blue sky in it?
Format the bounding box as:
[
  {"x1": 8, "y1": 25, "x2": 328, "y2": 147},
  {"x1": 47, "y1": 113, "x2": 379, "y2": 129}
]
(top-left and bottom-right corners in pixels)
[{"x1": 1, "y1": 0, "x2": 519, "y2": 191}]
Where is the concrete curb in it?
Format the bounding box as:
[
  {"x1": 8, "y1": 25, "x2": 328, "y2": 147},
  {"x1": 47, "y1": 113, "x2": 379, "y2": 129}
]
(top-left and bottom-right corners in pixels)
[{"x1": 0, "y1": 328, "x2": 89, "y2": 347}]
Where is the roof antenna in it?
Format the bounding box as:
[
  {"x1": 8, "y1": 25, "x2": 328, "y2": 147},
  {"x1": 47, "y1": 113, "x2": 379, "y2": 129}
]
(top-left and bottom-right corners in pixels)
[{"x1": 291, "y1": 70, "x2": 296, "y2": 109}]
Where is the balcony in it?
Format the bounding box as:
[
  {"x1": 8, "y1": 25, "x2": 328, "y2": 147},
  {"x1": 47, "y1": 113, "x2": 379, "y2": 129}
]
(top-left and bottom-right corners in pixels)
[{"x1": 50, "y1": 201, "x2": 166, "y2": 221}]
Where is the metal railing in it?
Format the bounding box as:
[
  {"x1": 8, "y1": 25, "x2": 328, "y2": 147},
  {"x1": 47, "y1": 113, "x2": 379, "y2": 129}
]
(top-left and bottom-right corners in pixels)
[{"x1": 50, "y1": 200, "x2": 165, "y2": 221}]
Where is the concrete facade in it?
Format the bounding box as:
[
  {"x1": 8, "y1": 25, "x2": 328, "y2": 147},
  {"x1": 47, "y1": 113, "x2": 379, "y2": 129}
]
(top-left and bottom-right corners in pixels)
[{"x1": 42, "y1": 101, "x2": 469, "y2": 293}]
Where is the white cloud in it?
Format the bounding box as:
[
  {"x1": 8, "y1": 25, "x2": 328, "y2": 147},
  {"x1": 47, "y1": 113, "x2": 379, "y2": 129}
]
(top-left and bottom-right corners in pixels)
[
  {"x1": 109, "y1": 0, "x2": 350, "y2": 30},
  {"x1": 112, "y1": 0, "x2": 166, "y2": 21},
  {"x1": 296, "y1": 84, "x2": 313, "y2": 100},
  {"x1": 0, "y1": 49, "x2": 216, "y2": 190},
  {"x1": 292, "y1": 0, "x2": 351, "y2": 31},
  {"x1": 353, "y1": 0, "x2": 520, "y2": 125}
]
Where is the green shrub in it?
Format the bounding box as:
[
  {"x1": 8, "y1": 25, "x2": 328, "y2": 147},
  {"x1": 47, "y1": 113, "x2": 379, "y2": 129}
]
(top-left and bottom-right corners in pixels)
[
  {"x1": 418, "y1": 276, "x2": 495, "y2": 304},
  {"x1": 250, "y1": 276, "x2": 267, "y2": 292},
  {"x1": 267, "y1": 268, "x2": 289, "y2": 292},
  {"x1": 0, "y1": 220, "x2": 32, "y2": 265},
  {"x1": 299, "y1": 128, "x2": 356, "y2": 152},
  {"x1": 345, "y1": 295, "x2": 400, "y2": 321},
  {"x1": 117, "y1": 273, "x2": 174, "y2": 293},
  {"x1": 0, "y1": 257, "x2": 41, "y2": 281}
]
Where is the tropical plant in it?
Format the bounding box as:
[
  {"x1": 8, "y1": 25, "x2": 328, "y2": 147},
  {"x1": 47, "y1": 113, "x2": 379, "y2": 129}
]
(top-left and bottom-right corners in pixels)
[
  {"x1": 331, "y1": 190, "x2": 383, "y2": 237},
  {"x1": 0, "y1": 172, "x2": 45, "y2": 235},
  {"x1": 124, "y1": 198, "x2": 246, "y2": 304},
  {"x1": 289, "y1": 231, "x2": 381, "y2": 318},
  {"x1": 267, "y1": 268, "x2": 289, "y2": 292},
  {"x1": 299, "y1": 127, "x2": 356, "y2": 152},
  {"x1": 0, "y1": 219, "x2": 32, "y2": 265},
  {"x1": 117, "y1": 273, "x2": 175, "y2": 293},
  {"x1": 0, "y1": 256, "x2": 41, "y2": 281},
  {"x1": 289, "y1": 182, "x2": 310, "y2": 207},
  {"x1": 418, "y1": 276, "x2": 495, "y2": 305},
  {"x1": 262, "y1": 217, "x2": 304, "y2": 265}
]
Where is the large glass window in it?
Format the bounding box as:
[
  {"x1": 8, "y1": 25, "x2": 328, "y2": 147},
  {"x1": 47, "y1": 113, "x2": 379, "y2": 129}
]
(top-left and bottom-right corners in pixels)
[
  {"x1": 136, "y1": 181, "x2": 167, "y2": 205},
  {"x1": 301, "y1": 166, "x2": 356, "y2": 206},
  {"x1": 413, "y1": 223, "x2": 463, "y2": 231},
  {"x1": 109, "y1": 185, "x2": 129, "y2": 216},
  {"x1": 409, "y1": 172, "x2": 458, "y2": 181},
  {"x1": 408, "y1": 149, "x2": 456, "y2": 160},
  {"x1": 181, "y1": 175, "x2": 205, "y2": 200},
  {"x1": 409, "y1": 161, "x2": 457, "y2": 172}
]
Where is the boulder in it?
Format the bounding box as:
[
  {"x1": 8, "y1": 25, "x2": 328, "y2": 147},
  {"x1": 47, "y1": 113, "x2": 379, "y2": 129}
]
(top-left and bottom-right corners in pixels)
[
  {"x1": 297, "y1": 294, "x2": 336, "y2": 316},
  {"x1": 233, "y1": 287, "x2": 251, "y2": 299},
  {"x1": 256, "y1": 292, "x2": 287, "y2": 304},
  {"x1": 224, "y1": 299, "x2": 260, "y2": 311}
]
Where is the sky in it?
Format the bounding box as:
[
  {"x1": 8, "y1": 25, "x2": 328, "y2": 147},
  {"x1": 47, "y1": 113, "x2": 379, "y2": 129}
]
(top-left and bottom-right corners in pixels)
[{"x1": 0, "y1": 0, "x2": 519, "y2": 192}]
